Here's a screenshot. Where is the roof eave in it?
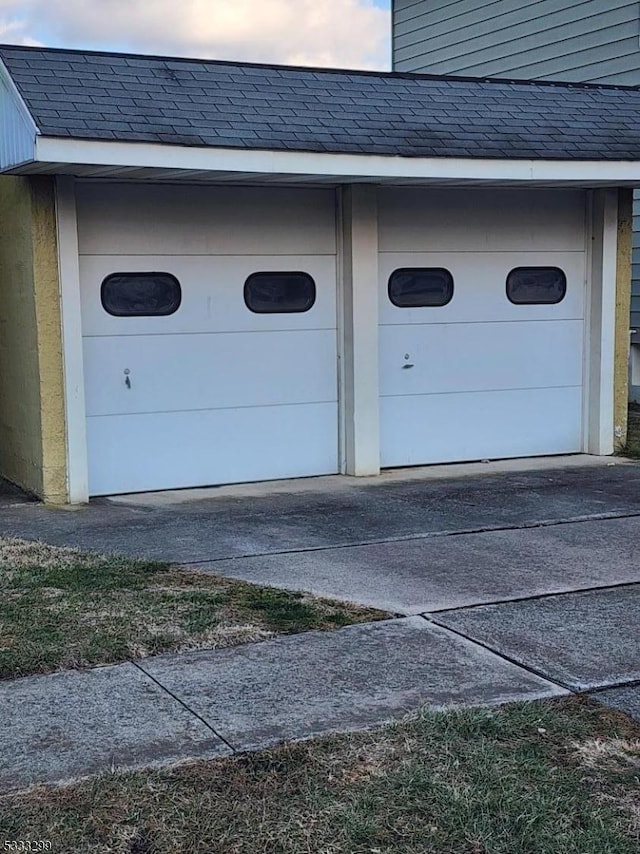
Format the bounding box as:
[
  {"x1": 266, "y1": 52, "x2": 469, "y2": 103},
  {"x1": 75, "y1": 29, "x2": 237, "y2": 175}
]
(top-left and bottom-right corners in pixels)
[{"x1": 7, "y1": 135, "x2": 640, "y2": 188}]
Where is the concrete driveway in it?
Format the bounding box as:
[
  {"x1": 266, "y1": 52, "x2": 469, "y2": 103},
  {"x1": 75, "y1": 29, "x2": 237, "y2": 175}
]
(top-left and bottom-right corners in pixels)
[{"x1": 2, "y1": 454, "x2": 639, "y2": 721}]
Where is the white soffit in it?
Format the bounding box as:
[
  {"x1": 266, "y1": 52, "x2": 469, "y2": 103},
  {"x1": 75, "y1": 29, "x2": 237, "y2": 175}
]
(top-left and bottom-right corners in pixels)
[{"x1": 5, "y1": 135, "x2": 640, "y2": 187}]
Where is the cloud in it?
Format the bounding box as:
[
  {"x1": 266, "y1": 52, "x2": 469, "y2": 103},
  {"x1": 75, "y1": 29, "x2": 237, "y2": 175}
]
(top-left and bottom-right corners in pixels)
[
  {"x1": 0, "y1": 0, "x2": 390, "y2": 69},
  {"x1": 0, "y1": 0, "x2": 40, "y2": 45}
]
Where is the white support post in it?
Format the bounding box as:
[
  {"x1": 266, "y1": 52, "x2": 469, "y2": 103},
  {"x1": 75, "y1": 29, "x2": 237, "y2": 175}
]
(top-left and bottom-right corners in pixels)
[
  {"x1": 585, "y1": 188, "x2": 619, "y2": 455},
  {"x1": 55, "y1": 176, "x2": 89, "y2": 503},
  {"x1": 340, "y1": 184, "x2": 380, "y2": 476}
]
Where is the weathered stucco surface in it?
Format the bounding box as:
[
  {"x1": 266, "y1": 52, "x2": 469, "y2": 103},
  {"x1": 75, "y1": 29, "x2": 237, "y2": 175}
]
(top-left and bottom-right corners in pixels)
[
  {"x1": 0, "y1": 175, "x2": 67, "y2": 501},
  {"x1": 614, "y1": 187, "x2": 633, "y2": 448}
]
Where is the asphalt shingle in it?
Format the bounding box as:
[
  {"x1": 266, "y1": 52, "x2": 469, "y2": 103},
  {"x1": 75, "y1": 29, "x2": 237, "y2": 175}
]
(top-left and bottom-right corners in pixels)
[{"x1": 2, "y1": 44, "x2": 640, "y2": 160}]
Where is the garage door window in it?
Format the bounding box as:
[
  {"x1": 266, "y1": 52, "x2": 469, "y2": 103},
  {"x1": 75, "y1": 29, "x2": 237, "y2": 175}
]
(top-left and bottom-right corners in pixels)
[
  {"x1": 101, "y1": 273, "x2": 182, "y2": 317},
  {"x1": 388, "y1": 268, "x2": 454, "y2": 308},
  {"x1": 244, "y1": 272, "x2": 316, "y2": 314},
  {"x1": 506, "y1": 267, "x2": 567, "y2": 305}
]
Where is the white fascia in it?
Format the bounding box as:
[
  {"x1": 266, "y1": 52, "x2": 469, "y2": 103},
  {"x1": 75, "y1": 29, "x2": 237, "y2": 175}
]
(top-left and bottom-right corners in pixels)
[{"x1": 33, "y1": 136, "x2": 640, "y2": 186}]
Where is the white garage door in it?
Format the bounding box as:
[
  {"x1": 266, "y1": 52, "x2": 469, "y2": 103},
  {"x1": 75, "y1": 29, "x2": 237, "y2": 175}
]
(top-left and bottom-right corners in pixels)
[
  {"x1": 78, "y1": 184, "x2": 339, "y2": 495},
  {"x1": 379, "y1": 188, "x2": 586, "y2": 468}
]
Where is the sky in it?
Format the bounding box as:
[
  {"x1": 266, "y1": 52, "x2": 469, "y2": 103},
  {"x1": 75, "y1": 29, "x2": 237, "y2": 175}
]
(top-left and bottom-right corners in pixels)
[{"x1": 0, "y1": 0, "x2": 392, "y2": 69}]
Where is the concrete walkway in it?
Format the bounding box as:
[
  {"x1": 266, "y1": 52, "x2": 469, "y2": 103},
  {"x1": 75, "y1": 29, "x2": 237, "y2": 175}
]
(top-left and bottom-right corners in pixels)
[
  {"x1": 2, "y1": 584, "x2": 638, "y2": 793},
  {"x1": 0, "y1": 616, "x2": 567, "y2": 793},
  {"x1": 1, "y1": 456, "x2": 639, "y2": 792}
]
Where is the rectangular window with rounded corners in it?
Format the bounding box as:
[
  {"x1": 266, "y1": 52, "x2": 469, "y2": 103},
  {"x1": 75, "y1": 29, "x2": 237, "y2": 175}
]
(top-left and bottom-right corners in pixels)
[
  {"x1": 388, "y1": 268, "x2": 454, "y2": 308},
  {"x1": 244, "y1": 272, "x2": 316, "y2": 314},
  {"x1": 101, "y1": 273, "x2": 182, "y2": 317},
  {"x1": 506, "y1": 267, "x2": 567, "y2": 305}
]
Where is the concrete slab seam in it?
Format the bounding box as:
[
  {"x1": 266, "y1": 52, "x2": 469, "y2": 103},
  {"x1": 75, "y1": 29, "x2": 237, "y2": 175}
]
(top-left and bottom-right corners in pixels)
[
  {"x1": 176, "y1": 509, "x2": 640, "y2": 567},
  {"x1": 132, "y1": 661, "x2": 237, "y2": 754},
  {"x1": 421, "y1": 614, "x2": 574, "y2": 695},
  {"x1": 421, "y1": 580, "x2": 640, "y2": 616},
  {"x1": 586, "y1": 677, "x2": 640, "y2": 695}
]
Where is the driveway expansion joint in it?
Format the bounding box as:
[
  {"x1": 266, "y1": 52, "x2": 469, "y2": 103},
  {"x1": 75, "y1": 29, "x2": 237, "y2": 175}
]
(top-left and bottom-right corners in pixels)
[
  {"x1": 588, "y1": 677, "x2": 640, "y2": 694},
  {"x1": 425, "y1": 614, "x2": 574, "y2": 695},
  {"x1": 421, "y1": 579, "x2": 640, "y2": 616},
  {"x1": 175, "y1": 509, "x2": 640, "y2": 568}
]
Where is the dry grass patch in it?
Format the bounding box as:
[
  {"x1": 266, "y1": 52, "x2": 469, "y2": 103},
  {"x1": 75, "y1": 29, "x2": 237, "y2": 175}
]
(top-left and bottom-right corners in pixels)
[
  {"x1": 0, "y1": 537, "x2": 387, "y2": 679},
  {"x1": 574, "y1": 737, "x2": 640, "y2": 772},
  {"x1": 1, "y1": 698, "x2": 639, "y2": 853}
]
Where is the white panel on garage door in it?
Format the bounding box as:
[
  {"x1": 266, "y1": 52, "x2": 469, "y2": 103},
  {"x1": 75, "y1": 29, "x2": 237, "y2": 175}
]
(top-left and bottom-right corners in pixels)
[
  {"x1": 383, "y1": 388, "x2": 584, "y2": 466},
  {"x1": 378, "y1": 188, "x2": 586, "y2": 253},
  {"x1": 76, "y1": 184, "x2": 337, "y2": 256},
  {"x1": 80, "y1": 255, "x2": 336, "y2": 336},
  {"x1": 378, "y1": 189, "x2": 586, "y2": 468},
  {"x1": 79, "y1": 185, "x2": 338, "y2": 496}
]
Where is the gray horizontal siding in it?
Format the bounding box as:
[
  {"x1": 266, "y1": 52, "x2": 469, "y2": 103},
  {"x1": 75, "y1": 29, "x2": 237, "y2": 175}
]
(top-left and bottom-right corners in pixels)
[
  {"x1": 393, "y1": 0, "x2": 640, "y2": 85},
  {"x1": 395, "y1": 0, "x2": 634, "y2": 58}
]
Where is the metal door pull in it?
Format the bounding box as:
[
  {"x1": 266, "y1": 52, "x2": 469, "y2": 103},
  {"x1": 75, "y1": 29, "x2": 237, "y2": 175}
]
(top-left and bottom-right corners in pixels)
[{"x1": 402, "y1": 364, "x2": 414, "y2": 369}]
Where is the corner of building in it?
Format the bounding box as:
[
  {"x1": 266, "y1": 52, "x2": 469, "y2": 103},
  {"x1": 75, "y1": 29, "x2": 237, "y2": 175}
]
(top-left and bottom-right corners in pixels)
[{"x1": 0, "y1": 174, "x2": 69, "y2": 503}]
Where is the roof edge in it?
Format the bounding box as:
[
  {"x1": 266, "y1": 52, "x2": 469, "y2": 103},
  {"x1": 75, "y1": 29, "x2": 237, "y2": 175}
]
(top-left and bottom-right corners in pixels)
[
  {"x1": 27, "y1": 135, "x2": 640, "y2": 186},
  {"x1": 1, "y1": 41, "x2": 639, "y2": 93}
]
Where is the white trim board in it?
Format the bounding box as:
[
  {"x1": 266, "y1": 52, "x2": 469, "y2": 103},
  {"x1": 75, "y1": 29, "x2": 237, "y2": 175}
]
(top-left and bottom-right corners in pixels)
[
  {"x1": 8, "y1": 136, "x2": 640, "y2": 187},
  {"x1": 584, "y1": 188, "x2": 619, "y2": 455},
  {"x1": 55, "y1": 176, "x2": 89, "y2": 503}
]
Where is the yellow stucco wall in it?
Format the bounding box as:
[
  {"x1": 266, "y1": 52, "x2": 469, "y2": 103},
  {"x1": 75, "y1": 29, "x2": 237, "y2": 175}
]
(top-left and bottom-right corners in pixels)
[
  {"x1": 614, "y1": 187, "x2": 633, "y2": 449},
  {"x1": 0, "y1": 175, "x2": 67, "y2": 502}
]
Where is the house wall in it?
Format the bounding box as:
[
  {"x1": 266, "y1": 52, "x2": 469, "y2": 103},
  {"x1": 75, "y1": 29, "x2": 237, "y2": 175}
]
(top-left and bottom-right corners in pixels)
[
  {"x1": 0, "y1": 175, "x2": 68, "y2": 501},
  {"x1": 393, "y1": 1, "x2": 640, "y2": 84}
]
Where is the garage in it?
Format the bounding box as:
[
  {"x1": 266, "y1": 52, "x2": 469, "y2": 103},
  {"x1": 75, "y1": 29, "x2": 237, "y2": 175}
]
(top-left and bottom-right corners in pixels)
[
  {"x1": 77, "y1": 184, "x2": 339, "y2": 495},
  {"x1": 378, "y1": 188, "x2": 587, "y2": 467},
  {"x1": 0, "y1": 45, "x2": 632, "y2": 504}
]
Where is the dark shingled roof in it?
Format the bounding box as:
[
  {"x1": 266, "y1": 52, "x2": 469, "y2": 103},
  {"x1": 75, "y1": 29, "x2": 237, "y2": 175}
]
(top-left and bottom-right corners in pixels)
[{"x1": 2, "y1": 44, "x2": 640, "y2": 160}]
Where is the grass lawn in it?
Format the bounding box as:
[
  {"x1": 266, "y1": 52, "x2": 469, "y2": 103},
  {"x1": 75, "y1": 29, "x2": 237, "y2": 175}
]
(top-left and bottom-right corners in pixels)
[
  {"x1": 1, "y1": 698, "x2": 639, "y2": 853},
  {"x1": 0, "y1": 537, "x2": 387, "y2": 680},
  {"x1": 622, "y1": 405, "x2": 640, "y2": 459}
]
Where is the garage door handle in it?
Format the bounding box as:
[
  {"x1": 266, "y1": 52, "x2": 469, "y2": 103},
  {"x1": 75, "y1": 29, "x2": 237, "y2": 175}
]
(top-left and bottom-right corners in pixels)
[{"x1": 402, "y1": 364, "x2": 414, "y2": 370}]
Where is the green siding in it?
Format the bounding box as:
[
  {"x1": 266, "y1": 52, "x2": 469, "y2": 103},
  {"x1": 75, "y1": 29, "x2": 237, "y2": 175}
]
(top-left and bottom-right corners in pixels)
[{"x1": 393, "y1": 0, "x2": 640, "y2": 85}]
